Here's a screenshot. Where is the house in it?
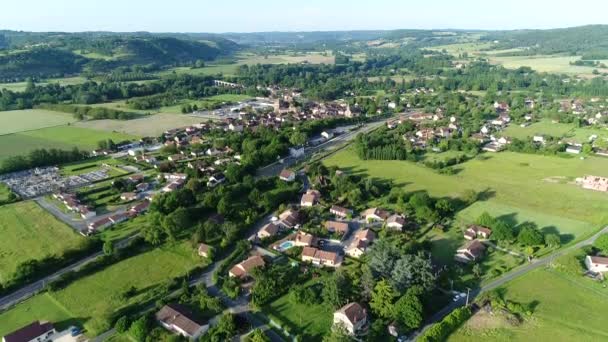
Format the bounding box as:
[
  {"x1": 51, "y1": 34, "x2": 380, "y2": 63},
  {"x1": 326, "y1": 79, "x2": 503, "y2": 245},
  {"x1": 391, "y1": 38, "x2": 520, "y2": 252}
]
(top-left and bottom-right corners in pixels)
[
  {"x1": 109, "y1": 212, "x2": 129, "y2": 224},
  {"x1": 2, "y1": 321, "x2": 56, "y2": 342},
  {"x1": 88, "y1": 217, "x2": 112, "y2": 232},
  {"x1": 330, "y1": 205, "x2": 353, "y2": 218},
  {"x1": 162, "y1": 180, "x2": 185, "y2": 193},
  {"x1": 79, "y1": 206, "x2": 96, "y2": 220},
  {"x1": 127, "y1": 174, "x2": 145, "y2": 184},
  {"x1": 156, "y1": 304, "x2": 209, "y2": 339},
  {"x1": 136, "y1": 182, "x2": 150, "y2": 192},
  {"x1": 294, "y1": 231, "x2": 317, "y2": 247},
  {"x1": 130, "y1": 200, "x2": 151, "y2": 215},
  {"x1": 168, "y1": 154, "x2": 186, "y2": 162},
  {"x1": 278, "y1": 209, "x2": 300, "y2": 228},
  {"x1": 289, "y1": 146, "x2": 305, "y2": 158},
  {"x1": 207, "y1": 174, "x2": 226, "y2": 188},
  {"x1": 346, "y1": 230, "x2": 376, "y2": 258},
  {"x1": 198, "y1": 243, "x2": 211, "y2": 258},
  {"x1": 333, "y1": 302, "x2": 367, "y2": 335},
  {"x1": 324, "y1": 221, "x2": 350, "y2": 235},
  {"x1": 258, "y1": 223, "x2": 280, "y2": 239},
  {"x1": 301, "y1": 247, "x2": 342, "y2": 267},
  {"x1": 321, "y1": 131, "x2": 334, "y2": 140},
  {"x1": 566, "y1": 145, "x2": 582, "y2": 154},
  {"x1": 455, "y1": 240, "x2": 486, "y2": 263},
  {"x1": 386, "y1": 214, "x2": 406, "y2": 230},
  {"x1": 121, "y1": 192, "x2": 137, "y2": 202},
  {"x1": 229, "y1": 255, "x2": 265, "y2": 279},
  {"x1": 362, "y1": 208, "x2": 390, "y2": 222},
  {"x1": 585, "y1": 255, "x2": 608, "y2": 273},
  {"x1": 464, "y1": 225, "x2": 492, "y2": 240},
  {"x1": 300, "y1": 189, "x2": 321, "y2": 207},
  {"x1": 279, "y1": 169, "x2": 296, "y2": 182}
]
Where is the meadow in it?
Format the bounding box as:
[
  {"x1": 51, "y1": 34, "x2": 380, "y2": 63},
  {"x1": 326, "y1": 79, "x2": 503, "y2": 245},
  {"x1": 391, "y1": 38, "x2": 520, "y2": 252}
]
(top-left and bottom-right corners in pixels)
[
  {"x1": 75, "y1": 113, "x2": 203, "y2": 136},
  {"x1": 324, "y1": 148, "x2": 608, "y2": 240},
  {"x1": 0, "y1": 126, "x2": 136, "y2": 161},
  {"x1": 0, "y1": 77, "x2": 87, "y2": 93},
  {"x1": 0, "y1": 109, "x2": 77, "y2": 135},
  {"x1": 0, "y1": 242, "x2": 202, "y2": 336},
  {"x1": 502, "y1": 119, "x2": 608, "y2": 144},
  {"x1": 488, "y1": 55, "x2": 608, "y2": 78},
  {"x1": 0, "y1": 201, "x2": 86, "y2": 284},
  {"x1": 449, "y1": 268, "x2": 608, "y2": 341}
]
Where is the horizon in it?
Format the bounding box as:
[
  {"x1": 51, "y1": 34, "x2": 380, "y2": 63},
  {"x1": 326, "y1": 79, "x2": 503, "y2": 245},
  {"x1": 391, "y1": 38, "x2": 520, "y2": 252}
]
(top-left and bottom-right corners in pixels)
[{"x1": 1, "y1": 0, "x2": 607, "y2": 33}]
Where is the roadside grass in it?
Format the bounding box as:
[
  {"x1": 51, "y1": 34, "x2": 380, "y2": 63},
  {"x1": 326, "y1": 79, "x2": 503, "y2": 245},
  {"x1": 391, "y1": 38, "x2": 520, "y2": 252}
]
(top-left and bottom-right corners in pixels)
[
  {"x1": 449, "y1": 269, "x2": 608, "y2": 341},
  {"x1": 75, "y1": 113, "x2": 203, "y2": 136},
  {"x1": 0, "y1": 293, "x2": 75, "y2": 337},
  {"x1": 0, "y1": 109, "x2": 78, "y2": 135},
  {"x1": 324, "y1": 148, "x2": 608, "y2": 240},
  {"x1": 0, "y1": 242, "x2": 204, "y2": 337},
  {"x1": 0, "y1": 201, "x2": 85, "y2": 284},
  {"x1": 502, "y1": 119, "x2": 608, "y2": 143}
]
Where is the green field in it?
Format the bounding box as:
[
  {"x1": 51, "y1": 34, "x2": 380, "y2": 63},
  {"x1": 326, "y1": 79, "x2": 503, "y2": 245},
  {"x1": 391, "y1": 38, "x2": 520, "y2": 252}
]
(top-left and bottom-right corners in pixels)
[
  {"x1": 0, "y1": 201, "x2": 85, "y2": 284},
  {"x1": 75, "y1": 113, "x2": 203, "y2": 136},
  {"x1": 449, "y1": 269, "x2": 608, "y2": 341},
  {"x1": 324, "y1": 149, "x2": 608, "y2": 240},
  {"x1": 0, "y1": 294, "x2": 75, "y2": 337},
  {"x1": 503, "y1": 119, "x2": 608, "y2": 143},
  {"x1": 489, "y1": 55, "x2": 608, "y2": 78},
  {"x1": 0, "y1": 126, "x2": 136, "y2": 161},
  {"x1": 0, "y1": 242, "x2": 202, "y2": 336},
  {"x1": 0, "y1": 183, "x2": 12, "y2": 203},
  {"x1": 0, "y1": 77, "x2": 87, "y2": 92},
  {"x1": 0, "y1": 109, "x2": 77, "y2": 135}
]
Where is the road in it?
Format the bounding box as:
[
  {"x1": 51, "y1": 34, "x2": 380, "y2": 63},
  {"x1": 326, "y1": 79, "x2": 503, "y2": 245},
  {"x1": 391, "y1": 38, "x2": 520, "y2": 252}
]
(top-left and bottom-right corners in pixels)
[
  {"x1": 0, "y1": 234, "x2": 138, "y2": 312},
  {"x1": 409, "y1": 225, "x2": 608, "y2": 341}
]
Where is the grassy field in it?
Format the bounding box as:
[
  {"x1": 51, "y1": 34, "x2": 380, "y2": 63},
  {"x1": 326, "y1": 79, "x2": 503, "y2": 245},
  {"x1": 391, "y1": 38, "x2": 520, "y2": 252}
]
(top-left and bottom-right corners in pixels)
[
  {"x1": 503, "y1": 119, "x2": 608, "y2": 143},
  {"x1": 0, "y1": 201, "x2": 85, "y2": 284},
  {"x1": 0, "y1": 126, "x2": 136, "y2": 161},
  {"x1": 0, "y1": 294, "x2": 75, "y2": 337},
  {"x1": 0, "y1": 77, "x2": 87, "y2": 92},
  {"x1": 324, "y1": 148, "x2": 608, "y2": 240},
  {"x1": 489, "y1": 55, "x2": 608, "y2": 78},
  {"x1": 0, "y1": 242, "x2": 202, "y2": 336},
  {"x1": 0, "y1": 109, "x2": 78, "y2": 135},
  {"x1": 75, "y1": 113, "x2": 203, "y2": 136},
  {"x1": 449, "y1": 269, "x2": 608, "y2": 341},
  {"x1": 0, "y1": 183, "x2": 12, "y2": 203}
]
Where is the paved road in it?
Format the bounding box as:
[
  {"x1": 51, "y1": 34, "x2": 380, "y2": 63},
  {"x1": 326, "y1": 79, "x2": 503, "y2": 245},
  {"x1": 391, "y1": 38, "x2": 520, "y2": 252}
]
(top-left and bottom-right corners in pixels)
[
  {"x1": 0, "y1": 234, "x2": 139, "y2": 312},
  {"x1": 35, "y1": 197, "x2": 87, "y2": 232},
  {"x1": 409, "y1": 225, "x2": 608, "y2": 341}
]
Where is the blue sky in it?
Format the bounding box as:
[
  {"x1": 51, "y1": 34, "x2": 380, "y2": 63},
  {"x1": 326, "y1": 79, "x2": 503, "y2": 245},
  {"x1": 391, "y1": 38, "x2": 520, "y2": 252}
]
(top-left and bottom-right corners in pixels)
[{"x1": 1, "y1": 0, "x2": 607, "y2": 33}]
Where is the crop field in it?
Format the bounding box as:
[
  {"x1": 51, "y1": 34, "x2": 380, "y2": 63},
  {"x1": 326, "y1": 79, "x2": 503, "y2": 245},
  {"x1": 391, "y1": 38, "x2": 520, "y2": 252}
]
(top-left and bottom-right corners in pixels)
[
  {"x1": 449, "y1": 269, "x2": 608, "y2": 341},
  {"x1": 0, "y1": 242, "x2": 202, "y2": 336},
  {"x1": 324, "y1": 148, "x2": 608, "y2": 240},
  {"x1": 0, "y1": 126, "x2": 136, "y2": 162},
  {"x1": 75, "y1": 113, "x2": 204, "y2": 136},
  {"x1": 488, "y1": 55, "x2": 608, "y2": 77},
  {"x1": 0, "y1": 201, "x2": 85, "y2": 284},
  {"x1": 503, "y1": 119, "x2": 608, "y2": 143},
  {"x1": 0, "y1": 109, "x2": 77, "y2": 135}
]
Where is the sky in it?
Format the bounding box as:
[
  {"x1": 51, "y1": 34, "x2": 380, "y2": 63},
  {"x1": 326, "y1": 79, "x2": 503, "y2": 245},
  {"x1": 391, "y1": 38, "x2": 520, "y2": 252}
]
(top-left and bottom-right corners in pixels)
[{"x1": 1, "y1": 0, "x2": 607, "y2": 33}]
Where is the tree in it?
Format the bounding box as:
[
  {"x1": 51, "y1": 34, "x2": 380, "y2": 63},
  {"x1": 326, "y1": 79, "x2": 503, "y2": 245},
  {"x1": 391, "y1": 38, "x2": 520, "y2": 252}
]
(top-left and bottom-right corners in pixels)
[
  {"x1": 114, "y1": 316, "x2": 130, "y2": 333},
  {"x1": 595, "y1": 234, "x2": 608, "y2": 254},
  {"x1": 517, "y1": 224, "x2": 544, "y2": 246},
  {"x1": 462, "y1": 189, "x2": 478, "y2": 204},
  {"x1": 472, "y1": 264, "x2": 482, "y2": 278},
  {"x1": 249, "y1": 329, "x2": 270, "y2": 342},
  {"x1": 544, "y1": 233, "x2": 561, "y2": 248},
  {"x1": 323, "y1": 323, "x2": 353, "y2": 342},
  {"x1": 390, "y1": 253, "x2": 436, "y2": 292},
  {"x1": 476, "y1": 212, "x2": 495, "y2": 227},
  {"x1": 370, "y1": 280, "x2": 397, "y2": 319},
  {"x1": 289, "y1": 131, "x2": 308, "y2": 146},
  {"x1": 394, "y1": 289, "x2": 423, "y2": 330},
  {"x1": 367, "y1": 239, "x2": 399, "y2": 278},
  {"x1": 128, "y1": 315, "x2": 150, "y2": 342},
  {"x1": 322, "y1": 270, "x2": 350, "y2": 309},
  {"x1": 492, "y1": 220, "x2": 515, "y2": 242},
  {"x1": 103, "y1": 240, "x2": 115, "y2": 256}
]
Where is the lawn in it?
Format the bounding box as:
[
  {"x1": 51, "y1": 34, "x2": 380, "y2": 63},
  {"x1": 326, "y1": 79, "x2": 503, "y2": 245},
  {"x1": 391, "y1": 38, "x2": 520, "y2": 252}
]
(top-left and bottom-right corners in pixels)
[
  {"x1": 0, "y1": 293, "x2": 75, "y2": 337},
  {"x1": 0, "y1": 242, "x2": 203, "y2": 336},
  {"x1": 324, "y1": 148, "x2": 608, "y2": 240},
  {"x1": 0, "y1": 201, "x2": 85, "y2": 284},
  {"x1": 449, "y1": 268, "x2": 608, "y2": 341},
  {"x1": 503, "y1": 119, "x2": 608, "y2": 143},
  {"x1": 0, "y1": 126, "x2": 137, "y2": 161},
  {"x1": 0, "y1": 109, "x2": 77, "y2": 135},
  {"x1": 75, "y1": 113, "x2": 204, "y2": 136}
]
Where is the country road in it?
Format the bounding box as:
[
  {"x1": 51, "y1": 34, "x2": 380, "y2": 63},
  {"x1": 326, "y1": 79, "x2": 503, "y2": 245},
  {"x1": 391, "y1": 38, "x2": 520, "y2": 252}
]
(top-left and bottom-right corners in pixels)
[{"x1": 409, "y1": 225, "x2": 608, "y2": 341}]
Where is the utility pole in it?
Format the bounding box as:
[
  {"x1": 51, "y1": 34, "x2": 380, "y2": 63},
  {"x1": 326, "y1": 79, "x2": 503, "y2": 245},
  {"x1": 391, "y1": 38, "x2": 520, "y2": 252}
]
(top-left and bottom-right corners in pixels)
[{"x1": 465, "y1": 287, "x2": 471, "y2": 306}]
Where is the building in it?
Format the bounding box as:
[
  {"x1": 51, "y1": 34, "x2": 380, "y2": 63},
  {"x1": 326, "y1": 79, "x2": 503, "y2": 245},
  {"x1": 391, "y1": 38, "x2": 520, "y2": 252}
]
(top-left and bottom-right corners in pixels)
[
  {"x1": 88, "y1": 217, "x2": 112, "y2": 232},
  {"x1": 258, "y1": 223, "x2": 280, "y2": 239},
  {"x1": 301, "y1": 247, "x2": 343, "y2": 267},
  {"x1": 566, "y1": 145, "x2": 582, "y2": 154},
  {"x1": 156, "y1": 304, "x2": 209, "y2": 339},
  {"x1": 324, "y1": 221, "x2": 350, "y2": 235},
  {"x1": 279, "y1": 169, "x2": 296, "y2": 182},
  {"x1": 121, "y1": 192, "x2": 137, "y2": 202},
  {"x1": 229, "y1": 255, "x2": 265, "y2": 279},
  {"x1": 330, "y1": 205, "x2": 353, "y2": 218},
  {"x1": 2, "y1": 321, "x2": 56, "y2": 342},
  {"x1": 455, "y1": 240, "x2": 486, "y2": 263},
  {"x1": 345, "y1": 230, "x2": 376, "y2": 258},
  {"x1": 293, "y1": 231, "x2": 317, "y2": 247},
  {"x1": 333, "y1": 302, "x2": 367, "y2": 335},
  {"x1": 386, "y1": 214, "x2": 406, "y2": 230},
  {"x1": 464, "y1": 225, "x2": 492, "y2": 240},
  {"x1": 585, "y1": 255, "x2": 608, "y2": 273},
  {"x1": 198, "y1": 243, "x2": 211, "y2": 258},
  {"x1": 362, "y1": 208, "x2": 390, "y2": 222},
  {"x1": 300, "y1": 189, "x2": 321, "y2": 207},
  {"x1": 278, "y1": 209, "x2": 300, "y2": 228}
]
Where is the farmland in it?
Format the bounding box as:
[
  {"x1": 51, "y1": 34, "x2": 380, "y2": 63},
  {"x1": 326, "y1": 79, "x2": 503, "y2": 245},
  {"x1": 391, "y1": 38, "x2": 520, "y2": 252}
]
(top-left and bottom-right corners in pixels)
[
  {"x1": 0, "y1": 201, "x2": 85, "y2": 284},
  {"x1": 0, "y1": 242, "x2": 202, "y2": 336},
  {"x1": 75, "y1": 113, "x2": 204, "y2": 136},
  {"x1": 0, "y1": 76, "x2": 87, "y2": 93},
  {"x1": 324, "y1": 148, "x2": 608, "y2": 240},
  {"x1": 0, "y1": 126, "x2": 136, "y2": 161},
  {"x1": 502, "y1": 119, "x2": 608, "y2": 144},
  {"x1": 449, "y1": 269, "x2": 608, "y2": 341},
  {"x1": 0, "y1": 109, "x2": 77, "y2": 135}
]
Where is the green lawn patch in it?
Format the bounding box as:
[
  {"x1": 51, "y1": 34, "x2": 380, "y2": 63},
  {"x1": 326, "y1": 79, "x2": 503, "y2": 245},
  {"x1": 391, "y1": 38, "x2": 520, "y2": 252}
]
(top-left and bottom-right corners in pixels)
[
  {"x1": 0, "y1": 293, "x2": 75, "y2": 337},
  {"x1": 503, "y1": 119, "x2": 608, "y2": 144},
  {"x1": 0, "y1": 201, "x2": 86, "y2": 284},
  {"x1": 0, "y1": 109, "x2": 77, "y2": 135}
]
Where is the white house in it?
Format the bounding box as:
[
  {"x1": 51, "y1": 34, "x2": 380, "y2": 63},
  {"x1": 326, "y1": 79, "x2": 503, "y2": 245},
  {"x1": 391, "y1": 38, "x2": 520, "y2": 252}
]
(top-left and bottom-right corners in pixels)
[
  {"x1": 333, "y1": 302, "x2": 368, "y2": 335},
  {"x1": 156, "y1": 304, "x2": 209, "y2": 339},
  {"x1": 585, "y1": 255, "x2": 608, "y2": 273},
  {"x1": 279, "y1": 169, "x2": 296, "y2": 182}
]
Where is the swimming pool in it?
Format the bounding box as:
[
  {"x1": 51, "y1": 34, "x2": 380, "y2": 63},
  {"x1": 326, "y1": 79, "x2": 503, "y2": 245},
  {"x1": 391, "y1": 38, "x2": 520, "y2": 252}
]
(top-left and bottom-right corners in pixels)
[{"x1": 277, "y1": 241, "x2": 294, "y2": 251}]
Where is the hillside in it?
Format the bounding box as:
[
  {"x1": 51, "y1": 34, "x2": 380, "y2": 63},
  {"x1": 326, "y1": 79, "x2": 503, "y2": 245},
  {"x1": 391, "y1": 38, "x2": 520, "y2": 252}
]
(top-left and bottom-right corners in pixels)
[{"x1": 0, "y1": 48, "x2": 87, "y2": 80}]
